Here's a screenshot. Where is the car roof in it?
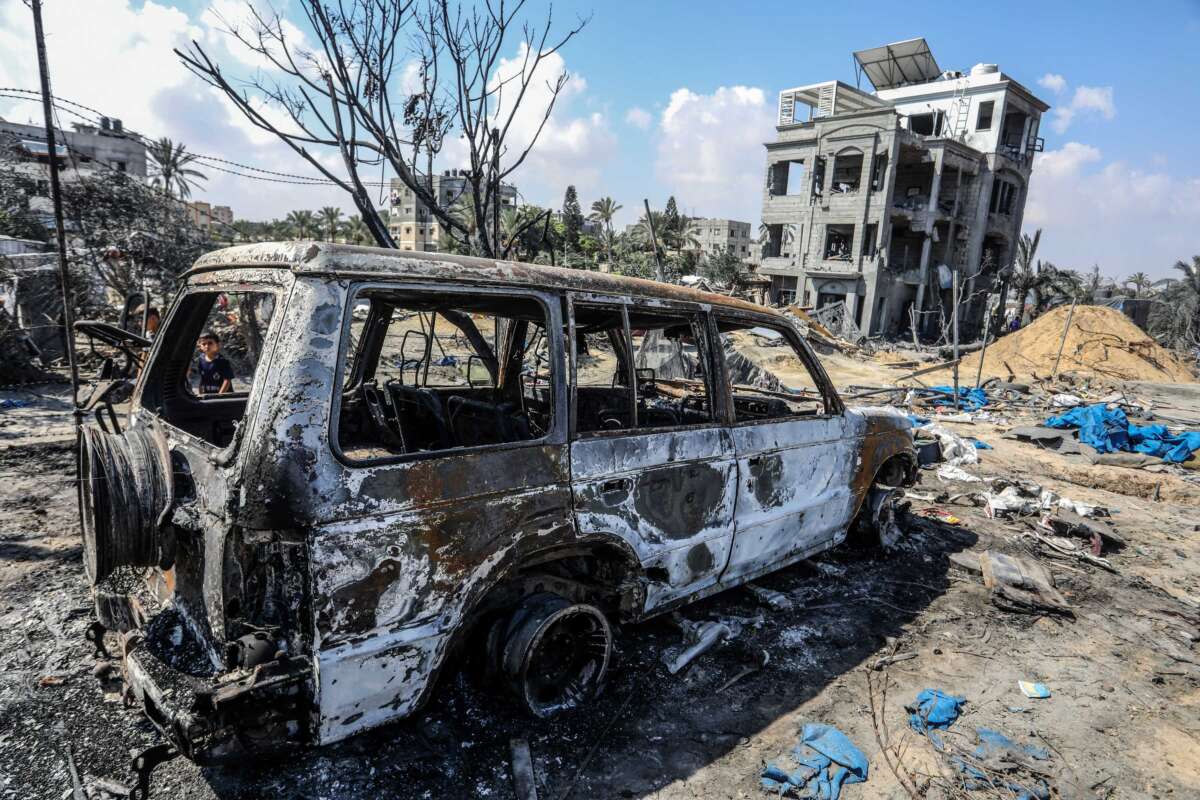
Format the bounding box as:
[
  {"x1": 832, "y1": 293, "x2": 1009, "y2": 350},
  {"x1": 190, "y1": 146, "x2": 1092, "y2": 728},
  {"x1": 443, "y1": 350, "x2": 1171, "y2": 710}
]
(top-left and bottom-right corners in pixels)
[{"x1": 190, "y1": 241, "x2": 780, "y2": 318}]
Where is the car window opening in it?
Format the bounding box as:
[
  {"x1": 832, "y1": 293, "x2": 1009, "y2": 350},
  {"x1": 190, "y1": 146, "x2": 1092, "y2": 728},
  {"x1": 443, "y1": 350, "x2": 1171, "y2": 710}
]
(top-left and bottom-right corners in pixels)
[
  {"x1": 717, "y1": 320, "x2": 828, "y2": 421},
  {"x1": 573, "y1": 304, "x2": 713, "y2": 435},
  {"x1": 139, "y1": 290, "x2": 277, "y2": 447},
  {"x1": 338, "y1": 289, "x2": 552, "y2": 461}
]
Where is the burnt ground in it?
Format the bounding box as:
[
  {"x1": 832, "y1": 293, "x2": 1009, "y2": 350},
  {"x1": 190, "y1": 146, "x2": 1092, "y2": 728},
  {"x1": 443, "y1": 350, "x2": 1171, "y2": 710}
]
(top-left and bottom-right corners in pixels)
[{"x1": 1, "y1": 390, "x2": 1199, "y2": 799}]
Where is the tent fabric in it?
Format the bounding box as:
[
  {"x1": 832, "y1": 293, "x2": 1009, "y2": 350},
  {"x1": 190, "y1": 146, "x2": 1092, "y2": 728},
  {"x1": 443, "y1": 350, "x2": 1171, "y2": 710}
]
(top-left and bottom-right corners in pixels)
[
  {"x1": 760, "y1": 723, "x2": 869, "y2": 799},
  {"x1": 1045, "y1": 403, "x2": 1200, "y2": 464},
  {"x1": 928, "y1": 385, "x2": 988, "y2": 411}
]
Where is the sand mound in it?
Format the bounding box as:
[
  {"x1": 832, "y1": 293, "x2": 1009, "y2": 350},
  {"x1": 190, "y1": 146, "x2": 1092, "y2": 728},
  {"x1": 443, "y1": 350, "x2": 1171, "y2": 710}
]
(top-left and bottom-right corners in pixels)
[{"x1": 959, "y1": 305, "x2": 1196, "y2": 384}]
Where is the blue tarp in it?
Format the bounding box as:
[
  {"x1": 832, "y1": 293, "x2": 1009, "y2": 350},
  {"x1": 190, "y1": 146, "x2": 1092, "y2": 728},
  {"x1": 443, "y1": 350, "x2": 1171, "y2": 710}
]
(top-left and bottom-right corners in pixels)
[
  {"x1": 928, "y1": 386, "x2": 988, "y2": 411},
  {"x1": 761, "y1": 723, "x2": 869, "y2": 799},
  {"x1": 1045, "y1": 403, "x2": 1200, "y2": 464},
  {"x1": 907, "y1": 689, "x2": 966, "y2": 733}
]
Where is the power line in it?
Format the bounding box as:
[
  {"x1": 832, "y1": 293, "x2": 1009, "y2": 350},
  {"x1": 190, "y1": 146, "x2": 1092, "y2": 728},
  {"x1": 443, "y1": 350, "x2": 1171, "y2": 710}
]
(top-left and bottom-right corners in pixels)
[{"x1": 1, "y1": 87, "x2": 398, "y2": 188}]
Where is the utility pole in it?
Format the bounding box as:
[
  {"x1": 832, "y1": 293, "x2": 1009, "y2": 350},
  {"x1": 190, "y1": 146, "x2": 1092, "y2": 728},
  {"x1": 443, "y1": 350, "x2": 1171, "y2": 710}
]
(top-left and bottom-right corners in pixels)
[
  {"x1": 643, "y1": 198, "x2": 664, "y2": 283},
  {"x1": 31, "y1": 0, "x2": 80, "y2": 409},
  {"x1": 951, "y1": 266, "x2": 961, "y2": 410}
]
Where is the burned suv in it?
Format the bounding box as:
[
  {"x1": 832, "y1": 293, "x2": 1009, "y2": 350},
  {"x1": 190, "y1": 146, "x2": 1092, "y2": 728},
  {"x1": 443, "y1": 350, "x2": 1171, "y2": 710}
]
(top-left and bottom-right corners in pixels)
[{"x1": 78, "y1": 242, "x2": 916, "y2": 765}]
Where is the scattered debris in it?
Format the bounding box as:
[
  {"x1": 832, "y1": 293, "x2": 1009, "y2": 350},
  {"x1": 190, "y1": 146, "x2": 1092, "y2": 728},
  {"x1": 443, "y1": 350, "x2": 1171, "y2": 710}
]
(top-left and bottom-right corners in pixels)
[
  {"x1": 663, "y1": 619, "x2": 734, "y2": 675},
  {"x1": 760, "y1": 723, "x2": 868, "y2": 800},
  {"x1": 980, "y1": 551, "x2": 1071, "y2": 616},
  {"x1": 871, "y1": 652, "x2": 916, "y2": 671},
  {"x1": 906, "y1": 689, "x2": 966, "y2": 732},
  {"x1": 1019, "y1": 681, "x2": 1051, "y2": 700},
  {"x1": 509, "y1": 738, "x2": 538, "y2": 800},
  {"x1": 745, "y1": 583, "x2": 794, "y2": 611},
  {"x1": 938, "y1": 464, "x2": 984, "y2": 483}
]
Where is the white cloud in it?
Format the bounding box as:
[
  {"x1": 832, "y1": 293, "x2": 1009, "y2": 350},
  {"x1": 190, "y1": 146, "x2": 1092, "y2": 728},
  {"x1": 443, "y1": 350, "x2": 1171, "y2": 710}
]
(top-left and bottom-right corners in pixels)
[
  {"x1": 1026, "y1": 143, "x2": 1200, "y2": 280},
  {"x1": 1050, "y1": 85, "x2": 1116, "y2": 134},
  {"x1": 652, "y1": 86, "x2": 776, "y2": 222},
  {"x1": 624, "y1": 107, "x2": 652, "y2": 130},
  {"x1": 1038, "y1": 73, "x2": 1067, "y2": 94},
  {"x1": 0, "y1": 0, "x2": 368, "y2": 220},
  {"x1": 476, "y1": 43, "x2": 617, "y2": 207}
]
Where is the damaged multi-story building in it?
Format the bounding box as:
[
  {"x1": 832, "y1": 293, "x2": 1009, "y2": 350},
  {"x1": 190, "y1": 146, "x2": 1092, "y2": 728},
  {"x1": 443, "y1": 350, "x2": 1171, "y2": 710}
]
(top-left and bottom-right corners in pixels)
[{"x1": 757, "y1": 38, "x2": 1049, "y2": 338}]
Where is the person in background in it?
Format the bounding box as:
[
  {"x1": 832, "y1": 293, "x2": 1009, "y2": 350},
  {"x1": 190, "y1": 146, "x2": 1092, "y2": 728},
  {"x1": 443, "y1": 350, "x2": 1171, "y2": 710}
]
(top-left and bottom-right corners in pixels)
[{"x1": 194, "y1": 331, "x2": 234, "y2": 394}]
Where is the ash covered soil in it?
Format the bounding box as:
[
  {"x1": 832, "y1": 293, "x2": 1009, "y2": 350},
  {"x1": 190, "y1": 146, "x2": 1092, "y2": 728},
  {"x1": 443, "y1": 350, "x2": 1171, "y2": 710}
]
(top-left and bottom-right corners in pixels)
[{"x1": 2, "y1": 420, "x2": 1199, "y2": 799}]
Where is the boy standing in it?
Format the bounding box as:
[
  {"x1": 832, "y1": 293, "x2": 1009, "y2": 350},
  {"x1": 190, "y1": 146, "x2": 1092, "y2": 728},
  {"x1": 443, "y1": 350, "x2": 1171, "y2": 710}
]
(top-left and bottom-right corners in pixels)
[{"x1": 195, "y1": 332, "x2": 235, "y2": 394}]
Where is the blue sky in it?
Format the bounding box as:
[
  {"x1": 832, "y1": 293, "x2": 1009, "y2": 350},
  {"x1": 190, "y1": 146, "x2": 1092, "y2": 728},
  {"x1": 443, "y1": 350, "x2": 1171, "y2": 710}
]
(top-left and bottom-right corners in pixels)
[{"x1": 2, "y1": 0, "x2": 1199, "y2": 279}]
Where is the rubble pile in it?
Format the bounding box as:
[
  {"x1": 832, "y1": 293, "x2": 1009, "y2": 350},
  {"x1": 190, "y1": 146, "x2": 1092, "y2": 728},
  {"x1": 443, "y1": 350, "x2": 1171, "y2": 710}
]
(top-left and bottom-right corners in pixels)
[{"x1": 959, "y1": 305, "x2": 1197, "y2": 383}]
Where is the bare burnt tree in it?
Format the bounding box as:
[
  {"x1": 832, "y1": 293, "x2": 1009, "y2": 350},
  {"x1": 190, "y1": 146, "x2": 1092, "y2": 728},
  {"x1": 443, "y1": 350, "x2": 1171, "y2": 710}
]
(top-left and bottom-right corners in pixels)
[{"x1": 176, "y1": 0, "x2": 586, "y2": 257}]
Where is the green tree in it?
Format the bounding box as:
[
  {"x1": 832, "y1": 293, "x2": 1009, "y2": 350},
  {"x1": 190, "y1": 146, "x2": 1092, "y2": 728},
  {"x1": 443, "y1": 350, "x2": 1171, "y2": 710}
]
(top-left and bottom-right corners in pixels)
[
  {"x1": 700, "y1": 247, "x2": 745, "y2": 286},
  {"x1": 561, "y1": 186, "x2": 583, "y2": 252},
  {"x1": 1149, "y1": 255, "x2": 1200, "y2": 351},
  {"x1": 146, "y1": 137, "x2": 207, "y2": 199},
  {"x1": 343, "y1": 215, "x2": 372, "y2": 245},
  {"x1": 285, "y1": 210, "x2": 318, "y2": 239},
  {"x1": 319, "y1": 206, "x2": 344, "y2": 241},
  {"x1": 588, "y1": 196, "x2": 622, "y2": 263},
  {"x1": 1125, "y1": 271, "x2": 1151, "y2": 297}
]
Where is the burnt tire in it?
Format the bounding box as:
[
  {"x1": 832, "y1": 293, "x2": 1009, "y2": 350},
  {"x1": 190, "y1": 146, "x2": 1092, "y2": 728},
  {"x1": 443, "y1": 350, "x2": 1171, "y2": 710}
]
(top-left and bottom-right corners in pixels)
[
  {"x1": 849, "y1": 486, "x2": 909, "y2": 550},
  {"x1": 489, "y1": 593, "x2": 612, "y2": 718},
  {"x1": 78, "y1": 424, "x2": 172, "y2": 585}
]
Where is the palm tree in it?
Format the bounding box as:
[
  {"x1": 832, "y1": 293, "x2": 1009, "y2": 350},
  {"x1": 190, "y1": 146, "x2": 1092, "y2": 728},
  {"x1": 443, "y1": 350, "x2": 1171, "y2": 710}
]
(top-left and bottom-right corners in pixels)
[
  {"x1": 342, "y1": 215, "x2": 371, "y2": 245},
  {"x1": 1171, "y1": 255, "x2": 1200, "y2": 346},
  {"x1": 147, "y1": 137, "x2": 207, "y2": 199},
  {"x1": 319, "y1": 206, "x2": 343, "y2": 241},
  {"x1": 1009, "y1": 229, "x2": 1043, "y2": 321},
  {"x1": 1125, "y1": 271, "x2": 1151, "y2": 297},
  {"x1": 285, "y1": 210, "x2": 317, "y2": 240},
  {"x1": 589, "y1": 197, "x2": 622, "y2": 263}
]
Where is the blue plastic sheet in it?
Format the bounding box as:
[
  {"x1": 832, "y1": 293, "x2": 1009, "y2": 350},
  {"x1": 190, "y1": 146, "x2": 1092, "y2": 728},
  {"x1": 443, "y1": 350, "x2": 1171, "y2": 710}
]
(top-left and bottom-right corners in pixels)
[
  {"x1": 1045, "y1": 403, "x2": 1200, "y2": 463},
  {"x1": 760, "y1": 723, "x2": 868, "y2": 799},
  {"x1": 928, "y1": 385, "x2": 988, "y2": 411},
  {"x1": 907, "y1": 689, "x2": 966, "y2": 733}
]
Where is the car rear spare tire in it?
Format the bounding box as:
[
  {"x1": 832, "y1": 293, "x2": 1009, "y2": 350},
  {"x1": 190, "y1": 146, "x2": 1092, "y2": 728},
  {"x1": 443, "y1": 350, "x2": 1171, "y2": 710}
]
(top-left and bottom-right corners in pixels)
[{"x1": 78, "y1": 423, "x2": 173, "y2": 585}]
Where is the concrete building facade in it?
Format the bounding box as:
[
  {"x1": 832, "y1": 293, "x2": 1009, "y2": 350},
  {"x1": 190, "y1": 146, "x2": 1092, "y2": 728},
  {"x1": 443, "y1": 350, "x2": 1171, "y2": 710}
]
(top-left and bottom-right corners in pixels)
[
  {"x1": 185, "y1": 201, "x2": 234, "y2": 236},
  {"x1": 688, "y1": 217, "x2": 754, "y2": 261},
  {"x1": 0, "y1": 116, "x2": 148, "y2": 223},
  {"x1": 758, "y1": 39, "x2": 1049, "y2": 338},
  {"x1": 387, "y1": 170, "x2": 517, "y2": 252}
]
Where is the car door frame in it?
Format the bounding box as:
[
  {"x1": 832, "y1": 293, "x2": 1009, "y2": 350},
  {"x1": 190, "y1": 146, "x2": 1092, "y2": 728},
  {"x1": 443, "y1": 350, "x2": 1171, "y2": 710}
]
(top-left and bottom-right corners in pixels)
[
  {"x1": 566, "y1": 291, "x2": 740, "y2": 614},
  {"x1": 314, "y1": 279, "x2": 574, "y2": 743},
  {"x1": 711, "y1": 308, "x2": 859, "y2": 588}
]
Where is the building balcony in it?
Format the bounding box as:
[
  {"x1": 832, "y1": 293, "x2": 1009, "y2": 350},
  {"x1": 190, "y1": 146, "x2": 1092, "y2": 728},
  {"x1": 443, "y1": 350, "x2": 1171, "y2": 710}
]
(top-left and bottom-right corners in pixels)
[{"x1": 758, "y1": 256, "x2": 802, "y2": 275}]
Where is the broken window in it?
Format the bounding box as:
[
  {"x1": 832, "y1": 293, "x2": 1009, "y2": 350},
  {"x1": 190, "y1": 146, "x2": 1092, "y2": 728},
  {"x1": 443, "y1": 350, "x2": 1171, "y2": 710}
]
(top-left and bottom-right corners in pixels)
[
  {"x1": 823, "y1": 224, "x2": 854, "y2": 261},
  {"x1": 140, "y1": 289, "x2": 278, "y2": 447},
  {"x1": 572, "y1": 303, "x2": 713, "y2": 435},
  {"x1": 812, "y1": 156, "x2": 827, "y2": 198},
  {"x1": 830, "y1": 149, "x2": 863, "y2": 193},
  {"x1": 717, "y1": 319, "x2": 826, "y2": 422},
  {"x1": 908, "y1": 111, "x2": 945, "y2": 136},
  {"x1": 862, "y1": 223, "x2": 878, "y2": 258},
  {"x1": 768, "y1": 160, "x2": 806, "y2": 196},
  {"x1": 976, "y1": 101, "x2": 995, "y2": 131},
  {"x1": 337, "y1": 288, "x2": 553, "y2": 461}
]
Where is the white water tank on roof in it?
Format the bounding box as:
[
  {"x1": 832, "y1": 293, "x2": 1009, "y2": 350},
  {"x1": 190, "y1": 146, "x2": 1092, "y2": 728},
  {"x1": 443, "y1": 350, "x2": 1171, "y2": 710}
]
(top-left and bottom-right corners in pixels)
[{"x1": 970, "y1": 63, "x2": 999, "y2": 76}]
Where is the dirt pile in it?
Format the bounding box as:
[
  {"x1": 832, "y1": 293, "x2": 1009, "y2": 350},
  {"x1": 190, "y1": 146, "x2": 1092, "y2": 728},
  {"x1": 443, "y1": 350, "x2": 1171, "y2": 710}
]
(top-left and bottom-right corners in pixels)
[{"x1": 961, "y1": 305, "x2": 1196, "y2": 383}]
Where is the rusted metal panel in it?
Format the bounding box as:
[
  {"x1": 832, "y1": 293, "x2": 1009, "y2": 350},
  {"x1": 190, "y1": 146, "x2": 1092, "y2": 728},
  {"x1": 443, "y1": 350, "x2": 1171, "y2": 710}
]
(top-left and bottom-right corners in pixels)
[
  {"x1": 190, "y1": 241, "x2": 773, "y2": 317},
  {"x1": 571, "y1": 426, "x2": 737, "y2": 612},
  {"x1": 721, "y1": 414, "x2": 862, "y2": 584}
]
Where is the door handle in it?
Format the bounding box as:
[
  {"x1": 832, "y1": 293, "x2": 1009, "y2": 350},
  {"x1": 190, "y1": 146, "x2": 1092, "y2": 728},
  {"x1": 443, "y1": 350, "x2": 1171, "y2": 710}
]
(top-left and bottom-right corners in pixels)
[{"x1": 600, "y1": 477, "x2": 632, "y2": 495}]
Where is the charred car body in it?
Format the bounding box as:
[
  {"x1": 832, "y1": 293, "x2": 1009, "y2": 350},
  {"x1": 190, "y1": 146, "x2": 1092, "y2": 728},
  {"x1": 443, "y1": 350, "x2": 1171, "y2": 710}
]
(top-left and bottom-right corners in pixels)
[{"x1": 77, "y1": 242, "x2": 917, "y2": 764}]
